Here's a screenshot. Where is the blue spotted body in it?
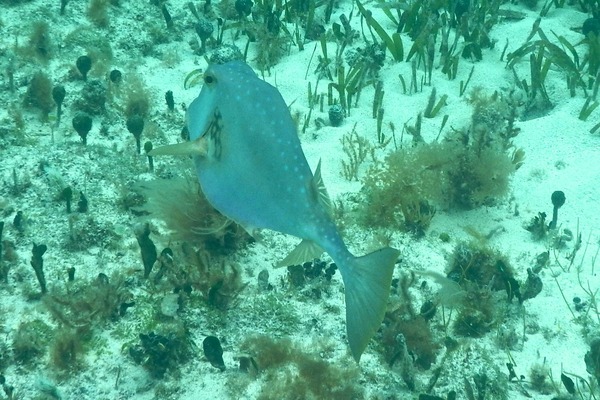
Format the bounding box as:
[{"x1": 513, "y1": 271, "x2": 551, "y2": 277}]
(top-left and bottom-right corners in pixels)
[{"x1": 152, "y1": 61, "x2": 399, "y2": 361}]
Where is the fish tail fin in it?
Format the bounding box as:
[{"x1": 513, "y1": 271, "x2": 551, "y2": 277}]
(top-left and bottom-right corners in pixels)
[{"x1": 340, "y1": 247, "x2": 399, "y2": 362}]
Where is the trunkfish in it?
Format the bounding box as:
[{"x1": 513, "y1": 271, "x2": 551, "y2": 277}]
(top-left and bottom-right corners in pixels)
[{"x1": 150, "y1": 60, "x2": 399, "y2": 361}]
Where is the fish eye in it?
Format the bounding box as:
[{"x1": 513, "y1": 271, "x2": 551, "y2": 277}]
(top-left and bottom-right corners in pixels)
[{"x1": 204, "y1": 74, "x2": 216, "y2": 85}]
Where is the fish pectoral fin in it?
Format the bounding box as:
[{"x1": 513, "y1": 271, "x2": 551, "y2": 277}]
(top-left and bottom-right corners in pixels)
[
  {"x1": 148, "y1": 136, "x2": 208, "y2": 157},
  {"x1": 311, "y1": 159, "x2": 333, "y2": 217},
  {"x1": 275, "y1": 239, "x2": 323, "y2": 268}
]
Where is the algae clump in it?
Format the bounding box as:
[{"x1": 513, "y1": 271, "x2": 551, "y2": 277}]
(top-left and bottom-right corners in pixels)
[
  {"x1": 361, "y1": 90, "x2": 523, "y2": 234},
  {"x1": 24, "y1": 71, "x2": 55, "y2": 119},
  {"x1": 230, "y1": 335, "x2": 363, "y2": 400}
]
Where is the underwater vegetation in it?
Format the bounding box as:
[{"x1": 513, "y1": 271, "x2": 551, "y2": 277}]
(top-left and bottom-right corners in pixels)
[
  {"x1": 445, "y1": 240, "x2": 527, "y2": 339},
  {"x1": 23, "y1": 71, "x2": 55, "y2": 120},
  {"x1": 378, "y1": 235, "x2": 545, "y2": 391},
  {"x1": 230, "y1": 335, "x2": 363, "y2": 399},
  {"x1": 48, "y1": 328, "x2": 87, "y2": 372},
  {"x1": 72, "y1": 112, "x2": 93, "y2": 144},
  {"x1": 287, "y1": 258, "x2": 337, "y2": 289},
  {"x1": 381, "y1": 272, "x2": 440, "y2": 376},
  {"x1": 361, "y1": 141, "x2": 444, "y2": 235},
  {"x1": 134, "y1": 177, "x2": 250, "y2": 252},
  {"x1": 0, "y1": 271, "x2": 135, "y2": 381},
  {"x1": 0, "y1": 0, "x2": 599, "y2": 397},
  {"x1": 65, "y1": 214, "x2": 121, "y2": 251},
  {"x1": 525, "y1": 190, "x2": 567, "y2": 240},
  {"x1": 87, "y1": 0, "x2": 111, "y2": 28},
  {"x1": 447, "y1": 241, "x2": 518, "y2": 298},
  {"x1": 122, "y1": 74, "x2": 151, "y2": 119},
  {"x1": 507, "y1": 15, "x2": 600, "y2": 121},
  {"x1": 361, "y1": 90, "x2": 524, "y2": 235},
  {"x1": 166, "y1": 243, "x2": 246, "y2": 311},
  {"x1": 135, "y1": 222, "x2": 157, "y2": 278},
  {"x1": 129, "y1": 327, "x2": 193, "y2": 379},
  {"x1": 75, "y1": 55, "x2": 92, "y2": 81},
  {"x1": 203, "y1": 335, "x2": 226, "y2": 371},
  {"x1": 42, "y1": 272, "x2": 133, "y2": 329},
  {"x1": 527, "y1": 362, "x2": 554, "y2": 395},
  {"x1": 585, "y1": 338, "x2": 600, "y2": 386},
  {"x1": 11, "y1": 319, "x2": 53, "y2": 366},
  {"x1": 74, "y1": 79, "x2": 107, "y2": 116},
  {"x1": 25, "y1": 21, "x2": 53, "y2": 62}
]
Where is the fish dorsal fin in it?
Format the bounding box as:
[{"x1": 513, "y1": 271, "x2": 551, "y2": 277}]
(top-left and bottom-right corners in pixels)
[
  {"x1": 312, "y1": 159, "x2": 333, "y2": 217},
  {"x1": 276, "y1": 239, "x2": 323, "y2": 268}
]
